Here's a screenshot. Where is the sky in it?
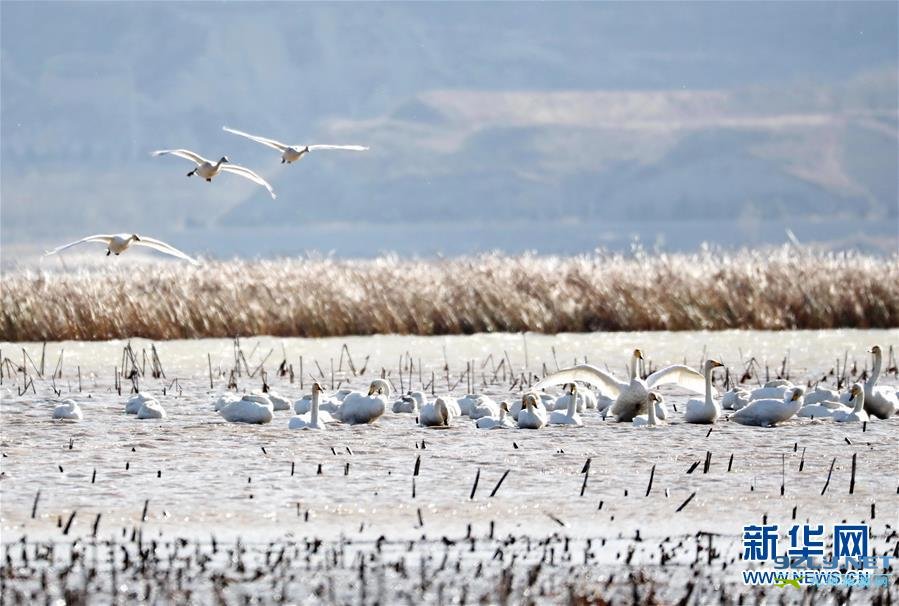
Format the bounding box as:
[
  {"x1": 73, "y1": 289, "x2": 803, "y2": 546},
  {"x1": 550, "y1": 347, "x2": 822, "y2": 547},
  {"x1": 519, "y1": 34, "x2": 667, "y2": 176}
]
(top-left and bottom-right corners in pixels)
[{"x1": 1, "y1": 2, "x2": 897, "y2": 261}]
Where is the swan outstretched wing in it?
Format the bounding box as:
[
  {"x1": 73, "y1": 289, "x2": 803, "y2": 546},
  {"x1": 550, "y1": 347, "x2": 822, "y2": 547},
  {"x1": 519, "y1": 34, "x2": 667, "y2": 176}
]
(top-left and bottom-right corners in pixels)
[
  {"x1": 534, "y1": 364, "x2": 626, "y2": 399},
  {"x1": 151, "y1": 149, "x2": 207, "y2": 165},
  {"x1": 222, "y1": 127, "x2": 289, "y2": 152},
  {"x1": 306, "y1": 144, "x2": 370, "y2": 152},
  {"x1": 220, "y1": 164, "x2": 277, "y2": 199},
  {"x1": 135, "y1": 236, "x2": 199, "y2": 265},
  {"x1": 44, "y1": 235, "x2": 114, "y2": 256},
  {"x1": 646, "y1": 365, "x2": 706, "y2": 394}
]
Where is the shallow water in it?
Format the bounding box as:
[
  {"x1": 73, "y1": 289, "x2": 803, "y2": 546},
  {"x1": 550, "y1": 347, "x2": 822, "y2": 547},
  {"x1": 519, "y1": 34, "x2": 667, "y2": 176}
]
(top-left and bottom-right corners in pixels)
[{"x1": 1, "y1": 330, "x2": 897, "y2": 601}]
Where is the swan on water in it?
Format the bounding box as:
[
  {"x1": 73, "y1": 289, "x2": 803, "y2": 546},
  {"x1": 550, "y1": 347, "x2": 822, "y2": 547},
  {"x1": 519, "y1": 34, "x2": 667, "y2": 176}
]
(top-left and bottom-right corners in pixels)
[
  {"x1": 466, "y1": 395, "x2": 500, "y2": 420},
  {"x1": 53, "y1": 400, "x2": 83, "y2": 421},
  {"x1": 393, "y1": 391, "x2": 426, "y2": 414},
  {"x1": 862, "y1": 345, "x2": 898, "y2": 419},
  {"x1": 258, "y1": 391, "x2": 291, "y2": 412},
  {"x1": 137, "y1": 400, "x2": 167, "y2": 420},
  {"x1": 44, "y1": 233, "x2": 198, "y2": 264},
  {"x1": 126, "y1": 393, "x2": 156, "y2": 414},
  {"x1": 213, "y1": 393, "x2": 242, "y2": 412},
  {"x1": 684, "y1": 360, "x2": 724, "y2": 424},
  {"x1": 152, "y1": 149, "x2": 276, "y2": 199},
  {"x1": 339, "y1": 379, "x2": 390, "y2": 425},
  {"x1": 223, "y1": 126, "x2": 369, "y2": 164},
  {"x1": 289, "y1": 382, "x2": 328, "y2": 430},
  {"x1": 803, "y1": 386, "x2": 840, "y2": 407},
  {"x1": 534, "y1": 349, "x2": 704, "y2": 422},
  {"x1": 548, "y1": 384, "x2": 583, "y2": 426},
  {"x1": 510, "y1": 393, "x2": 548, "y2": 420},
  {"x1": 518, "y1": 393, "x2": 548, "y2": 429},
  {"x1": 476, "y1": 401, "x2": 517, "y2": 430},
  {"x1": 721, "y1": 387, "x2": 750, "y2": 411},
  {"x1": 731, "y1": 387, "x2": 804, "y2": 427},
  {"x1": 420, "y1": 397, "x2": 456, "y2": 428},
  {"x1": 833, "y1": 383, "x2": 869, "y2": 423},
  {"x1": 550, "y1": 383, "x2": 593, "y2": 413},
  {"x1": 633, "y1": 393, "x2": 664, "y2": 428},
  {"x1": 218, "y1": 395, "x2": 274, "y2": 424}
]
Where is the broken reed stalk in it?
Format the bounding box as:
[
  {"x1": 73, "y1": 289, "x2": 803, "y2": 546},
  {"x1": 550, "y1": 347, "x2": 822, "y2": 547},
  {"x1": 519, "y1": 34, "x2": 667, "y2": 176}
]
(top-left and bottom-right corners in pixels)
[
  {"x1": 821, "y1": 457, "x2": 837, "y2": 495},
  {"x1": 849, "y1": 452, "x2": 857, "y2": 495},
  {"x1": 645, "y1": 464, "x2": 655, "y2": 497},
  {"x1": 490, "y1": 470, "x2": 510, "y2": 497}
]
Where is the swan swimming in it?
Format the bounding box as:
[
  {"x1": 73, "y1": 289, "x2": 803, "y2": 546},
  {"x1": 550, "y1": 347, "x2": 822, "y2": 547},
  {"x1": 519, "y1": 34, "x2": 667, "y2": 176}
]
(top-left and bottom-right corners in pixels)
[
  {"x1": 152, "y1": 149, "x2": 276, "y2": 199},
  {"x1": 218, "y1": 395, "x2": 274, "y2": 424},
  {"x1": 518, "y1": 393, "x2": 548, "y2": 429},
  {"x1": 52, "y1": 400, "x2": 83, "y2": 421},
  {"x1": 633, "y1": 393, "x2": 664, "y2": 428},
  {"x1": 684, "y1": 359, "x2": 724, "y2": 424},
  {"x1": 44, "y1": 233, "x2": 198, "y2": 264},
  {"x1": 289, "y1": 382, "x2": 327, "y2": 430},
  {"x1": 339, "y1": 379, "x2": 390, "y2": 425},
  {"x1": 476, "y1": 402, "x2": 517, "y2": 429},
  {"x1": 548, "y1": 384, "x2": 583, "y2": 426},
  {"x1": 222, "y1": 126, "x2": 369, "y2": 165},
  {"x1": 731, "y1": 387, "x2": 804, "y2": 427},
  {"x1": 833, "y1": 383, "x2": 868, "y2": 423},
  {"x1": 136, "y1": 400, "x2": 166, "y2": 420},
  {"x1": 535, "y1": 349, "x2": 704, "y2": 422},
  {"x1": 862, "y1": 345, "x2": 898, "y2": 419},
  {"x1": 419, "y1": 397, "x2": 456, "y2": 428}
]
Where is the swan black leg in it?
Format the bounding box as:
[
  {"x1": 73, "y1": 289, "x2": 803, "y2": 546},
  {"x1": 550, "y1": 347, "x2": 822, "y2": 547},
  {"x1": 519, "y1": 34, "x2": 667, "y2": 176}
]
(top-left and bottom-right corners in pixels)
[
  {"x1": 187, "y1": 169, "x2": 196, "y2": 177},
  {"x1": 106, "y1": 250, "x2": 110, "y2": 256}
]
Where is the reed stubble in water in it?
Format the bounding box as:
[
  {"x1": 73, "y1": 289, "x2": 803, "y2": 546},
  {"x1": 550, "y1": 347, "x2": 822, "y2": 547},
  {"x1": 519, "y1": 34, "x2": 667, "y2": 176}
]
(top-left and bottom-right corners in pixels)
[{"x1": 4, "y1": 248, "x2": 898, "y2": 341}]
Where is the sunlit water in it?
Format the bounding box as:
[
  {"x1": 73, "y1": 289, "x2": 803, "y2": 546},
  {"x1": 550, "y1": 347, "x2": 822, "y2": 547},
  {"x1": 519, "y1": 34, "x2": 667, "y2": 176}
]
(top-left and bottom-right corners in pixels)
[{"x1": 1, "y1": 330, "x2": 896, "y2": 551}]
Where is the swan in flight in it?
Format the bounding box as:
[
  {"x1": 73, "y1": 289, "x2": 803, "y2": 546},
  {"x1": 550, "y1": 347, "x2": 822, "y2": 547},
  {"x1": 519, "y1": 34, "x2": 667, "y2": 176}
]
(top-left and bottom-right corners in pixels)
[
  {"x1": 44, "y1": 233, "x2": 198, "y2": 264},
  {"x1": 218, "y1": 395, "x2": 274, "y2": 424},
  {"x1": 684, "y1": 360, "x2": 724, "y2": 424},
  {"x1": 476, "y1": 402, "x2": 517, "y2": 429},
  {"x1": 731, "y1": 387, "x2": 804, "y2": 427},
  {"x1": 833, "y1": 384, "x2": 868, "y2": 423},
  {"x1": 53, "y1": 400, "x2": 83, "y2": 421},
  {"x1": 222, "y1": 126, "x2": 369, "y2": 165},
  {"x1": 518, "y1": 393, "x2": 548, "y2": 429},
  {"x1": 862, "y1": 346, "x2": 898, "y2": 419},
  {"x1": 289, "y1": 382, "x2": 328, "y2": 430},
  {"x1": 420, "y1": 397, "x2": 456, "y2": 428},
  {"x1": 633, "y1": 393, "x2": 664, "y2": 428},
  {"x1": 393, "y1": 391, "x2": 425, "y2": 414},
  {"x1": 152, "y1": 149, "x2": 276, "y2": 199},
  {"x1": 339, "y1": 379, "x2": 390, "y2": 425},
  {"x1": 534, "y1": 349, "x2": 704, "y2": 422},
  {"x1": 548, "y1": 384, "x2": 583, "y2": 426},
  {"x1": 137, "y1": 400, "x2": 167, "y2": 420}
]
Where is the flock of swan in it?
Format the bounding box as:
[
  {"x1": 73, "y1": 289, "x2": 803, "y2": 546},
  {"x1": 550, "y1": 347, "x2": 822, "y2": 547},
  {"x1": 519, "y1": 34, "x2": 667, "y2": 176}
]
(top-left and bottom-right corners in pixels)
[
  {"x1": 43, "y1": 127, "x2": 368, "y2": 264},
  {"x1": 52, "y1": 346, "x2": 897, "y2": 429}
]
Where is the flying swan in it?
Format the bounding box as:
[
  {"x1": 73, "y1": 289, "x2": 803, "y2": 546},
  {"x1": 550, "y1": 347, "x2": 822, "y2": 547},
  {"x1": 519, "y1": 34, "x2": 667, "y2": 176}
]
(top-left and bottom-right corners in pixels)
[
  {"x1": 45, "y1": 233, "x2": 198, "y2": 264},
  {"x1": 223, "y1": 126, "x2": 369, "y2": 164},
  {"x1": 152, "y1": 149, "x2": 276, "y2": 199},
  {"x1": 534, "y1": 349, "x2": 704, "y2": 422}
]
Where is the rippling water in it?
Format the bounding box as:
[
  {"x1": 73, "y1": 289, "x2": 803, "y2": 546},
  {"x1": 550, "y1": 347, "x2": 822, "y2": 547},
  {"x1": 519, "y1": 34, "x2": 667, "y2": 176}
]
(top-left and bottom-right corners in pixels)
[{"x1": 2, "y1": 329, "x2": 897, "y2": 548}]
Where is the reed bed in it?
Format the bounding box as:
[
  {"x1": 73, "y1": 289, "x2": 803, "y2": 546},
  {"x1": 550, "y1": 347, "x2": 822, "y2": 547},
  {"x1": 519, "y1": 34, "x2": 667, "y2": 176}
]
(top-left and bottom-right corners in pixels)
[{"x1": 2, "y1": 247, "x2": 897, "y2": 341}]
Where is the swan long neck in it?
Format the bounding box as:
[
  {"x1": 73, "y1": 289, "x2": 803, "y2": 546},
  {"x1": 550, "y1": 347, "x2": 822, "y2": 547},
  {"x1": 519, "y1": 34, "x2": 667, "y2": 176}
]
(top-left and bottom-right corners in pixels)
[
  {"x1": 566, "y1": 392, "x2": 577, "y2": 418},
  {"x1": 868, "y1": 349, "x2": 882, "y2": 389},
  {"x1": 647, "y1": 397, "x2": 657, "y2": 426},
  {"x1": 851, "y1": 389, "x2": 865, "y2": 414},
  {"x1": 214, "y1": 158, "x2": 226, "y2": 169},
  {"x1": 629, "y1": 355, "x2": 638, "y2": 381},
  {"x1": 311, "y1": 389, "x2": 319, "y2": 426},
  {"x1": 704, "y1": 364, "x2": 714, "y2": 408}
]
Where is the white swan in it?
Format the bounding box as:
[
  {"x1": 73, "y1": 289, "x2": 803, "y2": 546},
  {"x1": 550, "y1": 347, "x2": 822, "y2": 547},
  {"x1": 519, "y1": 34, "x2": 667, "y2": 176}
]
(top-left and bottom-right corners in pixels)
[
  {"x1": 684, "y1": 360, "x2": 724, "y2": 424},
  {"x1": 137, "y1": 400, "x2": 166, "y2": 420},
  {"x1": 125, "y1": 392, "x2": 156, "y2": 414},
  {"x1": 218, "y1": 395, "x2": 274, "y2": 424},
  {"x1": 289, "y1": 382, "x2": 327, "y2": 430},
  {"x1": 803, "y1": 386, "x2": 840, "y2": 407},
  {"x1": 466, "y1": 395, "x2": 500, "y2": 420},
  {"x1": 152, "y1": 149, "x2": 276, "y2": 199},
  {"x1": 534, "y1": 349, "x2": 704, "y2": 422},
  {"x1": 731, "y1": 387, "x2": 804, "y2": 427},
  {"x1": 339, "y1": 379, "x2": 390, "y2": 425},
  {"x1": 222, "y1": 126, "x2": 369, "y2": 165},
  {"x1": 213, "y1": 393, "x2": 242, "y2": 412},
  {"x1": 476, "y1": 401, "x2": 517, "y2": 429},
  {"x1": 833, "y1": 384, "x2": 869, "y2": 423},
  {"x1": 862, "y1": 345, "x2": 898, "y2": 419},
  {"x1": 392, "y1": 391, "x2": 425, "y2": 414},
  {"x1": 257, "y1": 391, "x2": 291, "y2": 412},
  {"x1": 721, "y1": 387, "x2": 750, "y2": 411},
  {"x1": 797, "y1": 398, "x2": 849, "y2": 419},
  {"x1": 52, "y1": 400, "x2": 83, "y2": 420},
  {"x1": 510, "y1": 393, "x2": 548, "y2": 420},
  {"x1": 633, "y1": 393, "x2": 664, "y2": 428},
  {"x1": 518, "y1": 393, "x2": 548, "y2": 429},
  {"x1": 551, "y1": 383, "x2": 591, "y2": 413},
  {"x1": 44, "y1": 233, "x2": 198, "y2": 264},
  {"x1": 748, "y1": 386, "x2": 792, "y2": 401},
  {"x1": 548, "y1": 384, "x2": 583, "y2": 426},
  {"x1": 419, "y1": 397, "x2": 456, "y2": 427}
]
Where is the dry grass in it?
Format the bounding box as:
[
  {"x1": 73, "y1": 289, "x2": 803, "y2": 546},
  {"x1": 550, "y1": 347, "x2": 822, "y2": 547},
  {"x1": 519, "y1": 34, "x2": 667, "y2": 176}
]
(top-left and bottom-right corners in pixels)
[{"x1": 2, "y1": 247, "x2": 897, "y2": 341}]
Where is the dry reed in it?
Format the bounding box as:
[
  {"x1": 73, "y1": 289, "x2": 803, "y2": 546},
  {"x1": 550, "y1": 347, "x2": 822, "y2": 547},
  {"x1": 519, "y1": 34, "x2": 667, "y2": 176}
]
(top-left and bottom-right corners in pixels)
[{"x1": 2, "y1": 247, "x2": 897, "y2": 341}]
